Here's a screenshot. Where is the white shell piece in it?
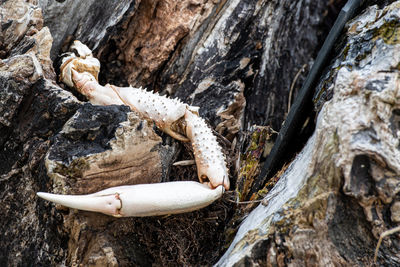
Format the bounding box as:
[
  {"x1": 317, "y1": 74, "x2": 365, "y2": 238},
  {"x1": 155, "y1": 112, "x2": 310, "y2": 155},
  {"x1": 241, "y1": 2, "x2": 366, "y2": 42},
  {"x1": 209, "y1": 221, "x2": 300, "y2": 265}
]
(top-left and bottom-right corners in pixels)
[
  {"x1": 70, "y1": 40, "x2": 93, "y2": 58},
  {"x1": 113, "y1": 86, "x2": 188, "y2": 125}
]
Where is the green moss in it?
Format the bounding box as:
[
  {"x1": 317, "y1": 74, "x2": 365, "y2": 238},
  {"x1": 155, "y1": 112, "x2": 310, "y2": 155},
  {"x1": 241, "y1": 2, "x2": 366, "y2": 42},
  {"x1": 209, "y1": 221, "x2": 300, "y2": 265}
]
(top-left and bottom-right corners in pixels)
[
  {"x1": 373, "y1": 20, "x2": 400, "y2": 45},
  {"x1": 236, "y1": 126, "x2": 277, "y2": 201}
]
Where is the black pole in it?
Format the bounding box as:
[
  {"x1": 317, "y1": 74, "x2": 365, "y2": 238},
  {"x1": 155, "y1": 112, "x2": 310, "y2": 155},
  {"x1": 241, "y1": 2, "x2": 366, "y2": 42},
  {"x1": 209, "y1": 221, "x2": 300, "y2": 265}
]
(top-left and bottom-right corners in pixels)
[{"x1": 249, "y1": 0, "x2": 364, "y2": 197}]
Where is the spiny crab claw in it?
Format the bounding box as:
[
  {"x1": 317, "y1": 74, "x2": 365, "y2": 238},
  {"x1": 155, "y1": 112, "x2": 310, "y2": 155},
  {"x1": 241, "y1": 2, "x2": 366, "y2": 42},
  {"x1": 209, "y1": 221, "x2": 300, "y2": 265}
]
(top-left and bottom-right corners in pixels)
[
  {"x1": 62, "y1": 49, "x2": 192, "y2": 142},
  {"x1": 55, "y1": 40, "x2": 230, "y2": 203},
  {"x1": 37, "y1": 181, "x2": 224, "y2": 217},
  {"x1": 109, "y1": 85, "x2": 192, "y2": 142},
  {"x1": 185, "y1": 110, "x2": 230, "y2": 190}
]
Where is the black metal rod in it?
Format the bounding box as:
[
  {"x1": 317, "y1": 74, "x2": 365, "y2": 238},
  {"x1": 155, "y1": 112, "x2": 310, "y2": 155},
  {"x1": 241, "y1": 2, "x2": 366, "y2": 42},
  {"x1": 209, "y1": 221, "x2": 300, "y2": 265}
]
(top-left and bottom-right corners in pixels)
[{"x1": 250, "y1": 0, "x2": 363, "y2": 197}]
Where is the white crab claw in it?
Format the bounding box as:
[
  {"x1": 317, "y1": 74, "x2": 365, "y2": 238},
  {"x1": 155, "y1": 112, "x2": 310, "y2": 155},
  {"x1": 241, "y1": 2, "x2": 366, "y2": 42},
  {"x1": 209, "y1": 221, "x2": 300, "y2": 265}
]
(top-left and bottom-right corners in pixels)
[
  {"x1": 37, "y1": 191, "x2": 122, "y2": 216},
  {"x1": 184, "y1": 110, "x2": 230, "y2": 191},
  {"x1": 37, "y1": 181, "x2": 224, "y2": 217}
]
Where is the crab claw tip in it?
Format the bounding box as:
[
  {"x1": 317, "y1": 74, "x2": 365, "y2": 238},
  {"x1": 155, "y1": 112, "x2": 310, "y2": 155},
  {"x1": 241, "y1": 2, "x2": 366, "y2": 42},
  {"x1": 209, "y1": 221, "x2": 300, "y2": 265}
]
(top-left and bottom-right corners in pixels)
[{"x1": 36, "y1": 191, "x2": 121, "y2": 216}]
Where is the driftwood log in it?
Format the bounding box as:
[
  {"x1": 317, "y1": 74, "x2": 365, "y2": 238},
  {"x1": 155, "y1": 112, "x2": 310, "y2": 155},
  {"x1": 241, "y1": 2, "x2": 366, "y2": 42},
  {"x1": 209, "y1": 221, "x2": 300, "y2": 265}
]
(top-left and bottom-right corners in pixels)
[
  {"x1": 219, "y1": 2, "x2": 400, "y2": 266},
  {"x1": 1, "y1": 0, "x2": 399, "y2": 266}
]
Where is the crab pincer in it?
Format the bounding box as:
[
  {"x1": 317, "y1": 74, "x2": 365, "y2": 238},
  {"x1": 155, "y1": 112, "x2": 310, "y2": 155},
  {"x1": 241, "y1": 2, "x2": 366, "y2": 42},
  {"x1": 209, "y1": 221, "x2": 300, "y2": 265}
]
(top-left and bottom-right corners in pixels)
[
  {"x1": 37, "y1": 182, "x2": 223, "y2": 217},
  {"x1": 37, "y1": 40, "x2": 230, "y2": 217}
]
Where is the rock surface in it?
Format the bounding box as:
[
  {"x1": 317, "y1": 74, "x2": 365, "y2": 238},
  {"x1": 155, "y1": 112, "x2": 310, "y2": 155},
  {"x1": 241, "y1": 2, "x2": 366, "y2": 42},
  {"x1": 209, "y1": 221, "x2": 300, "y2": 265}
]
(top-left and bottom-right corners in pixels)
[
  {"x1": 161, "y1": 0, "x2": 334, "y2": 132},
  {"x1": 105, "y1": 0, "x2": 219, "y2": 87},
  {"x1": 38, "y1": 0, "x2": 135, "y2": 59},
  {"x1": 0, "y1": 2, "x2": 80, "y2": 264},
  {"x1": 218, "y1": 3, "x2": 400, "y2": 266},
  {"x1": 38, "y1": 0, "x2": 336, "y2": 136},
  {"x1": 45, "y1": 104, "x2": 177, "y2": 195}
]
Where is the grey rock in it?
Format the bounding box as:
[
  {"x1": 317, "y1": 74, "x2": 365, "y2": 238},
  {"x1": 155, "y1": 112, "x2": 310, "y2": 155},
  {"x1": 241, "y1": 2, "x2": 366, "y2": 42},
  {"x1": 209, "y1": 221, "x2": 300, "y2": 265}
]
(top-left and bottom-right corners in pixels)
[{"x1": 38, "y1": 0, "x2": 135, "y2": 59}]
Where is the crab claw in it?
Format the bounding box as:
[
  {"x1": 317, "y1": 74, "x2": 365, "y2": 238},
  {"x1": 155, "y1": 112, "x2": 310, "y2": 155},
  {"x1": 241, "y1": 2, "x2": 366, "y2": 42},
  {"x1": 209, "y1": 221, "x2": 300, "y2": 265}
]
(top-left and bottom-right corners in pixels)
[
  {"x1": 184, "y1": 110, "x2": 230, "y2": 191},
  {"x1": 37, "y1": 181, "x2": 224, "y2": 217},
  {"x1": 37, "y1": 191, "x2": 122, "y2": 216},
  {"x1": 57, "y1": 40, "x2": 230, "y2": 193}
]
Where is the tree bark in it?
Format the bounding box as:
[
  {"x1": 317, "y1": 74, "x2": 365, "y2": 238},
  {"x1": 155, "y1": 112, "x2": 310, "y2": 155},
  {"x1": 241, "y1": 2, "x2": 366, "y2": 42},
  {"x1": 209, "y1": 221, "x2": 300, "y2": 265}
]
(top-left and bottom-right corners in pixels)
[
  {"x1": 3, "y1": 0, "x2": 397, "y2": 266},
  {"x1": 219, "y1": 2, "x2": 400, "y2": 266}
]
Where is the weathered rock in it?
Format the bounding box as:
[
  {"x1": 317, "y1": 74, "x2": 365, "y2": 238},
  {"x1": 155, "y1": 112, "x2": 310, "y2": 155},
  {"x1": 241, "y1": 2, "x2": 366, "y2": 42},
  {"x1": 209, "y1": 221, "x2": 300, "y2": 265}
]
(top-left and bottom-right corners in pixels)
[
  {"x1": 94, "y1": 0, "x2": 215, "y2": 86},
  {"x1": 159, "y1": 0, "x2": 335, "y2": 132},
  {"x1": 43, "y1": 101, "x2": 179, "y2": 265},
  {"x1": 9, "y1": 26, "x2": 55, "y2": 80},
  {"x1": 0, "y1": 0, "x2": 55, "y2": 80},
  {"x1": 0, "y1": 0, "x2": 43, "y2": 56},
  {"x1": 46, "y1": 103, "x2": 177, "y2": 195},
  {"x1": 38, "y1": 0, "x2": 136, "y2": 59},
  {"x1": 0, "y1": 2, "x2": 79, "y2": 265},
  {"x1": 39, "y1": 0, "x2": 334, "y2": 138},
  {"x1": 218, "y1": 2, "x2": 400, "y2": 266},
  {"x1": 0, "y1": 54, "x2": 41, "y2": 129}
]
